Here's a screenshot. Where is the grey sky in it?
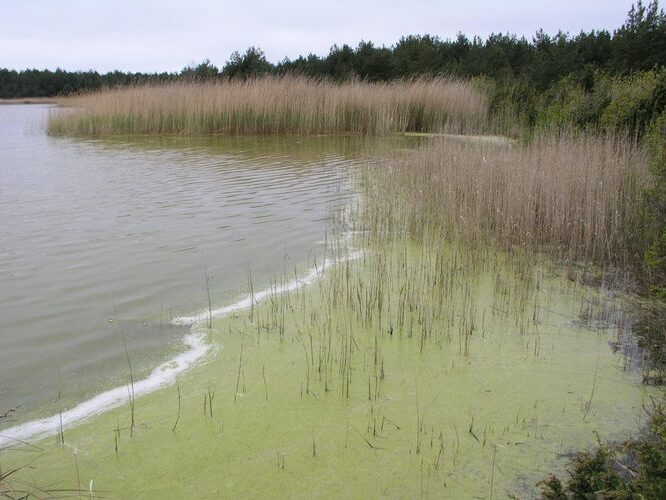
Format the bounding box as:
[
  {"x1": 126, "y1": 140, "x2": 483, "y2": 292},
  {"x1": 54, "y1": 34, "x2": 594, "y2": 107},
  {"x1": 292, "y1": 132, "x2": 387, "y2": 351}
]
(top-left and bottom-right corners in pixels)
[{"x1": 1, "y1": 0, "x2": 637, "y2": 73}]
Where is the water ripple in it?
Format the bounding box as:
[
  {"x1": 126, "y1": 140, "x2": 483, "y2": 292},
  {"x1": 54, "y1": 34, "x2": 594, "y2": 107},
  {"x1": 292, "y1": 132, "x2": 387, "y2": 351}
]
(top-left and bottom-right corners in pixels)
[{"x1": 0, "y1": 105, "x2": 365, "y2": 427}]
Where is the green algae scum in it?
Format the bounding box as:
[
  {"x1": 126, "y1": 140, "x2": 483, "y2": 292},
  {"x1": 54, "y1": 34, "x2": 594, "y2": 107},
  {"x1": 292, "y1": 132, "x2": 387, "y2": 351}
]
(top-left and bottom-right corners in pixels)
[
  {"x1": 1, "y1": 234, "x2": 659, "y2": 498},
  {"x1": 1, "y1": 85, "x2": 663, "y2": 498}
]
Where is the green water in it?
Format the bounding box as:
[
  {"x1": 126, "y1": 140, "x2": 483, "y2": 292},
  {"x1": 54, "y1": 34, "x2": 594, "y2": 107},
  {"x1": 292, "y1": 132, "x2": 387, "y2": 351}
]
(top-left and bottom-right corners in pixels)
[{"x1": 3, "y1": 236, "x2": 660, "y2": 498}]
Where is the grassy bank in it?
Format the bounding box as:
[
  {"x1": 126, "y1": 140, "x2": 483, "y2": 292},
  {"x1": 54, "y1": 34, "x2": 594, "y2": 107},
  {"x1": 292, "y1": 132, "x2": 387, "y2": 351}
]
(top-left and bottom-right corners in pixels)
[{"x1": 46, "y1": 76, "x2": 488, "y2": 136}]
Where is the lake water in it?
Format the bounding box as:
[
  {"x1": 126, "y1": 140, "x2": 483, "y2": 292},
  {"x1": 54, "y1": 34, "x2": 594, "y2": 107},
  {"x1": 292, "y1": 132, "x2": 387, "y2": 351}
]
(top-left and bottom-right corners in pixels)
[{"x1": 0, "y1": 104, "x2": 370, "y2": 428}]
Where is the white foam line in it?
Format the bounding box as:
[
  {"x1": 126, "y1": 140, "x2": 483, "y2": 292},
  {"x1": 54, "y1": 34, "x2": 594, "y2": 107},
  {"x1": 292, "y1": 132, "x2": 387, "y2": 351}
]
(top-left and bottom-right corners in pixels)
[
  {"x1": 0, "y1": 249, "x2": 363, "y2": 448},
  {"x1": 0, "y1": 328, "x2": 207, "y2": 448},
  {"x1": 172, "y1": 250, "x2": 364, "y2": 326}
]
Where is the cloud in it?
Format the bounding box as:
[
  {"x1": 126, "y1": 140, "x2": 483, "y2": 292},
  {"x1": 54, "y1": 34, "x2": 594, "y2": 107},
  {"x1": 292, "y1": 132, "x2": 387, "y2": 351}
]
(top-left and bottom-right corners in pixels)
[{"x1": 0, "y1": 0, "x2": 635, "y2": 72}]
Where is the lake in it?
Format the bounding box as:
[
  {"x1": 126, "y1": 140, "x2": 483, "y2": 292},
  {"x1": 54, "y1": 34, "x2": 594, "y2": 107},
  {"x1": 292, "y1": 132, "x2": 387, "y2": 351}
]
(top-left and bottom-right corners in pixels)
[{"x1": 0, "y1": 104, "x2": 367, "y2": 429}]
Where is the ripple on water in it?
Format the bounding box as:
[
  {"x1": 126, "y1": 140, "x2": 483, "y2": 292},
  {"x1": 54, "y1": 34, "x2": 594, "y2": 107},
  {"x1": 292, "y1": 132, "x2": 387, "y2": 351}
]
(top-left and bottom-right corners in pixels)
[{"x1": 0, "y1": 106, "x2": 369, "y2": 427}]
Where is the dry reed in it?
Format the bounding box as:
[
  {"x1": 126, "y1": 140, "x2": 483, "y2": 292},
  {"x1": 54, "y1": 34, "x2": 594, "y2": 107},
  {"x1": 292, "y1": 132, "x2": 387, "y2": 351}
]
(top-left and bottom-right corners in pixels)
[
  {"x1": 47, "y1": 75, "x2": 488, "y2": 136},
  {"x1": 360, "y1": 132, "x2": 651, "y2": 270}
]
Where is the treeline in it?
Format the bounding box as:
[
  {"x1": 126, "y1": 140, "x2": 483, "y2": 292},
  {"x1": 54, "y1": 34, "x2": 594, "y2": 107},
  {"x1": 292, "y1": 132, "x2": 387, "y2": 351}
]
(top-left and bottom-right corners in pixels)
[
  {"x1": 275, "y1": 1, "x2": 664, "y2": 88},
  {"x1": 0, "y1": 69, "x2": 177, "y2": 99},
  {"x1": 2, "y1": 1, "x2": 664, "y2": 98}
]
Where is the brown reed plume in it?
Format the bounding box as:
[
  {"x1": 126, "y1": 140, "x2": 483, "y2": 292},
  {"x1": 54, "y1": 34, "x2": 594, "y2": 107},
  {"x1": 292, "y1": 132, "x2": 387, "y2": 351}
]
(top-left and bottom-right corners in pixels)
[{"x1": 47, "y1": 75, "x2": 488, "y2": 136}]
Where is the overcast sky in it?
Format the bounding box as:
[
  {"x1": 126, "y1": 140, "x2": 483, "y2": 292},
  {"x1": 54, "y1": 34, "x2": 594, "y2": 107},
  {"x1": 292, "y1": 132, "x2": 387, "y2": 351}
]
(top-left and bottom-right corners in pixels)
[{"x1": 1, "y1": 0, "x2": 637, "y2": 73}]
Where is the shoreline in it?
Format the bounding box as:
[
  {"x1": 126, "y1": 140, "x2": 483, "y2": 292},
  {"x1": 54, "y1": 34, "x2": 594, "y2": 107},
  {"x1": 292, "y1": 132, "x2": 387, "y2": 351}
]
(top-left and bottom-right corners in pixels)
[
  {"x1": 0, "y1": 248, "x2": 363, "y2": 449},
  {"x1": 0, "y1": 97, "x2": 61, "y2": 105},
  {"x1": 402, "y1": 131, "x2": 514, "y2": 145}
]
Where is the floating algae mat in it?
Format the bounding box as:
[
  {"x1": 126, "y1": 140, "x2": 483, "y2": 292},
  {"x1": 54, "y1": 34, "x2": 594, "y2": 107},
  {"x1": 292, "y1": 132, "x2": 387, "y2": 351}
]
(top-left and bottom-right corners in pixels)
[{"x1": 1, "y1": 237, "x2": 659, "y2": 498}]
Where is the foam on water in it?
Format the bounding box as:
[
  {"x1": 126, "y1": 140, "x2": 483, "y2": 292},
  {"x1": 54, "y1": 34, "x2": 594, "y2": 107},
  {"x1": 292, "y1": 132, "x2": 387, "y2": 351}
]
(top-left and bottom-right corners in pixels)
[
  {"x1": 173, "y1": 250, "x2": 363, "y2": 326},
  {"x1": 0, "y1": 250, "x2": 363, "y2": 448}
]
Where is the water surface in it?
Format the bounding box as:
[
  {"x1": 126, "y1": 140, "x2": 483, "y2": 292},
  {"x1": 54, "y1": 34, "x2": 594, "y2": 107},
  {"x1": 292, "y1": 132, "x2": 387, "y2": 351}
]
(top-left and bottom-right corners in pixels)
[{"x1": 0, "y1": 105, "x2": 369, "y2": 426}]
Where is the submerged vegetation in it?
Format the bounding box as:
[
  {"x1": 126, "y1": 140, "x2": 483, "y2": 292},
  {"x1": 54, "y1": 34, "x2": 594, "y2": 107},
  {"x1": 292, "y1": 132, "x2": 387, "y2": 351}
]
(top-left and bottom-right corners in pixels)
[{"x1": 47, "y1": 76, "x2": 488, "y2": 136}]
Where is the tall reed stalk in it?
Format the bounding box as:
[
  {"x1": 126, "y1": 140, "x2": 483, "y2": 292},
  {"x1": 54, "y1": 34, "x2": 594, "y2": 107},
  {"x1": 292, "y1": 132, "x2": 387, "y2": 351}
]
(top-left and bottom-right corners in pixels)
[
  {"x1": 47, "y1": 75, "x2": 488, "y2": 136},
  {"x1": 361, "y1": 132, "x2": 651, "y2": 271}
]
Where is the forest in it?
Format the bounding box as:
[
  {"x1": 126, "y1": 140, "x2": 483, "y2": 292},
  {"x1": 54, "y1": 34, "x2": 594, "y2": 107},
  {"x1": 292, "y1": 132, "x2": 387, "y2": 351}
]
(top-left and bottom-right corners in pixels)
[{"x1": 1, "y1": 1, "x2": 664, "y2": 128}]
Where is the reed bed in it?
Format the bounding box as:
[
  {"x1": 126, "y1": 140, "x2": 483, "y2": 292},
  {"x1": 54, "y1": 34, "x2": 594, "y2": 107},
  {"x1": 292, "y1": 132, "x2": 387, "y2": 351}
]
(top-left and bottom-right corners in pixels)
[
  {"x1": 47, "y1": 75, "x2": 488, "y2": 136},
  {"x1": 360, "y1": 133, "x2": 651, "y2": 271}
]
